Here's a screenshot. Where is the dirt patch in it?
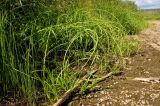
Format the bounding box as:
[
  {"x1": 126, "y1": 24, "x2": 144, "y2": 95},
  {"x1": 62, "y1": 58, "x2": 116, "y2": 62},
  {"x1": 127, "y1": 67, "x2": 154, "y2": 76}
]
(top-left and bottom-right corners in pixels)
[
  {"x1": 140, "y1": 21, "x2": 160, "y2": 51},
  {"x1": 68, "y1": 21, "x2": 160, "y2": 106}
]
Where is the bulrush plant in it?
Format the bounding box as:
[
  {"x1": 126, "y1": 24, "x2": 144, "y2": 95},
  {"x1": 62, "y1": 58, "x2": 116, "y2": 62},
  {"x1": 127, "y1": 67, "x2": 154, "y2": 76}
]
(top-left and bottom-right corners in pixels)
[{"x1": 0, "y1": 0, "x2": 146, "y2": 105}]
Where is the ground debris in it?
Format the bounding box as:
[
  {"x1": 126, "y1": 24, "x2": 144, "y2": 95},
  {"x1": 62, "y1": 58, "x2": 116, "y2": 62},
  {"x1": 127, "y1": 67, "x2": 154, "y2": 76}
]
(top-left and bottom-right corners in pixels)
[{"x1": 133, "y1": 77, "x2": 160, "y2": 83}]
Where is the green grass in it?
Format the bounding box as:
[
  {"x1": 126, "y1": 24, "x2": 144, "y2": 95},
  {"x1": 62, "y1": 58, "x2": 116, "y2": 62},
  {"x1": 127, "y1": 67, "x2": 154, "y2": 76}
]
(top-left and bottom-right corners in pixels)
[
  {"x1": 142, "y1": 11, "x2": 160, "y2": 20},
  {"x1": 0, "y1": 0, "x2": 147, "y2": 105},
  {"x1": 145, "y1": 15, "x2": 160, "y2": 20}
]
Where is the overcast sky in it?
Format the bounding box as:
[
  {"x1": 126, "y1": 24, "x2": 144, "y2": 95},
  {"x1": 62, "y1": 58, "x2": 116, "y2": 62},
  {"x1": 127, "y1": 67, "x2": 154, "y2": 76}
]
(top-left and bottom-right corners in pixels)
[{"x1": 133, "y1": 0, "x2": 160, "y2": 9}]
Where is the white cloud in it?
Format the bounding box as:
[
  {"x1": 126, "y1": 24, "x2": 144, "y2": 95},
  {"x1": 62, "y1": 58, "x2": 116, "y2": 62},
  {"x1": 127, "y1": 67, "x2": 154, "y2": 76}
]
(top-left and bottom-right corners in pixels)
[
  {"x1": 134, "y1": 0, "x2": 159, "y2": 5},
  {"x1": 133, "y1": 0, "x2": 160, "y2": 9}
]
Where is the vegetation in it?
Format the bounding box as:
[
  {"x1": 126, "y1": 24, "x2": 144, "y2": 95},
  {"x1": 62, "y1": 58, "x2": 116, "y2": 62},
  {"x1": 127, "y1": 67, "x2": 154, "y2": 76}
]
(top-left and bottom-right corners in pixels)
[
  {"x1": 142, "y1": 9, "x2": 160, "y2": 20},
  {"x1": 0, "y1": 0, "x2": 147, "y2": 105}
]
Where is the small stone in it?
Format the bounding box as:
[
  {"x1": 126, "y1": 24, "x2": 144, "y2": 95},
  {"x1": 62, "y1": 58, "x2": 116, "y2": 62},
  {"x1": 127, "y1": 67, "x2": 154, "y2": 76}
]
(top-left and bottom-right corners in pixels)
[
  {"x1": 147, "y1": 58, "x2": 151, "y2": 61},
  {"x1": 96, "y1": 103, "x2": 100, "y2": 106},
  {"x1": 101, "y1": 104, "x2": 105, "y2": 106},
  {"x1": 100, "y1": 91, "x2": 105, "y2": 94}
]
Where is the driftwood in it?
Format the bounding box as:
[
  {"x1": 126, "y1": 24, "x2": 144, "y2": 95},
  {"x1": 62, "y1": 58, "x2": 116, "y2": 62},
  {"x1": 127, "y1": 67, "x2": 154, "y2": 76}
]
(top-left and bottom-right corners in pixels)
[
  {"x1": 86, "y1": 71, "x2": 122, "y2": 83},
  {"x1": 93, "y1": 71, "x2": 122, "y2": 83},
  {"x1": 132, "y1": 77, "x2": 160, "y2": 83},
  {"x1": 83, "y1": 71, "x2": 120, "y2": 92},
  {"x1": 53, "y1": 69, "x2": 97, "y2": 106},
  {"x1": 53, "y1": 70, "x2": 121, "y2": 106}
]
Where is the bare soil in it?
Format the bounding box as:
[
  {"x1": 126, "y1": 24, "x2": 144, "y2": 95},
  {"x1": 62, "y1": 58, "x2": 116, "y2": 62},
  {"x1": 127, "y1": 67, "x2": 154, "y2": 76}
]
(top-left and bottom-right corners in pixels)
[{"x1": 68, "y1": 21, "x2": 160, "y2": 106}]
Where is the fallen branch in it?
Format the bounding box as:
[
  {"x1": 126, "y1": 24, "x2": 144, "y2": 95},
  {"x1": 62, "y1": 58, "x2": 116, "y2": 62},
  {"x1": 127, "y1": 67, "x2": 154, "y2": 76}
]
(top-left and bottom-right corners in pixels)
[
  {"x1": 53, "y1": 69, "x2": 97, "y2": 106},
  {"x1": 87, "y1": 71, "x2": 122, "y2": 83},
  {"x1": 132, "y1": 77, "x2": 160, "y2": 83},
  {"x1": 92, "y1": 71, "x2": 118, "y2": 83}
]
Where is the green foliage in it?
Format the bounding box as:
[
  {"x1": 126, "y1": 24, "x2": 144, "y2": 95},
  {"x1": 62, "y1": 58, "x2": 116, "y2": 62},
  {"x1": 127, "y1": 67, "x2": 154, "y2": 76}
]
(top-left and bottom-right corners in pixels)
[
  {"x1": 92, "y1": 0, "x2": 147, "y2": 34},
  {"x1": 142, "y1": 10, "x2": 160, "y2": 20},
  {"x1": 0, "y1": 0, "x2": 146, "y2": 104},
  {"x1": 41, "y1": 61, "x2": 77, "y2": 100}
]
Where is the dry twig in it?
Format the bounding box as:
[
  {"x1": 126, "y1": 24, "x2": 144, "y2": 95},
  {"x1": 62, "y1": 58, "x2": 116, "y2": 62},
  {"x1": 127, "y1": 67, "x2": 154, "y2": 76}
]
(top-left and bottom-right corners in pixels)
[{"x1": 53, "y1": 69, "x2": 97, "y2": 106}]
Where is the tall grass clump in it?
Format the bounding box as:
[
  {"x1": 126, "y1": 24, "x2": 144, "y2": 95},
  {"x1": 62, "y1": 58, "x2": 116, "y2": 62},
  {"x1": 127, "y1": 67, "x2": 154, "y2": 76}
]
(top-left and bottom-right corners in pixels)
[
  {"x1": 92, "y1": 0, "x2": 147, "y2": 34},
  {"x1": 0, "y1": 0, "x2": 146, "y2": 105}
]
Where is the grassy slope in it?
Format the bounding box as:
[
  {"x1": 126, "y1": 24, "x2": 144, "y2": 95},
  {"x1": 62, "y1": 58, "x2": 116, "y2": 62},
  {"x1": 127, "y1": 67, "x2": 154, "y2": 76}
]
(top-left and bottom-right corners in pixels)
[{"x1": 0, "y1": 0, "x2": 147, "y2": 104}]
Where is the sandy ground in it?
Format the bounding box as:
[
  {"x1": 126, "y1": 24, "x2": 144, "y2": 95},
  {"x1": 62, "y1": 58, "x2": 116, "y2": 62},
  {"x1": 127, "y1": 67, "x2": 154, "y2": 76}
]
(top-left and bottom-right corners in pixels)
[{"x1": 68, "y1": 21, "x2": 160, "y2": 106}]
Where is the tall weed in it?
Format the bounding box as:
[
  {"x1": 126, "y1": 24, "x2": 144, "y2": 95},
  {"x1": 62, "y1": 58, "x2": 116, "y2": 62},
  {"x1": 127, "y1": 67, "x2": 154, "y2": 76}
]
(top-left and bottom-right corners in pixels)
[{"x1": 0, "y1": 0, "x2": 146, "y2": 104}]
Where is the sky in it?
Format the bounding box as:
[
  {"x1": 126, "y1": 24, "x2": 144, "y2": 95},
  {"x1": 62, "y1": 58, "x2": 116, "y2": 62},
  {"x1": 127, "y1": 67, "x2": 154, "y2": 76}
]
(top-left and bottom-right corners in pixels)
[{"x1": 133, "y1": 0, "x2": 160, "y2": 9}]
